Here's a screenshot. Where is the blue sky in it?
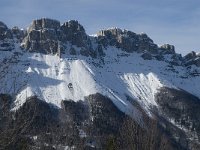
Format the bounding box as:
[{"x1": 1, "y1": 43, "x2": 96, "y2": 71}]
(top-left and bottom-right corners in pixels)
[{"x1": 1, "y1": 0, "x2": 200, "y2": 55}]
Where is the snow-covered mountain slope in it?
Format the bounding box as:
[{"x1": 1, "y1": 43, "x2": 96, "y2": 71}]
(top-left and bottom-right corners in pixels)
[
  {"x1": 1, "y1": 45, "x2": 200, "y2": 120},
  {"x1": 0, "y1": 49, "x2": 138, "y2": 119},
  {"x1": 1, "y1": 18, "x2": 200, "y2": 149}
]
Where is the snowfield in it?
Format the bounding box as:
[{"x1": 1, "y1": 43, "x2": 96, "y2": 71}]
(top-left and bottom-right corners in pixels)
[{"x1": 0, "y1": 46, "x2": 200, "y2": 119}]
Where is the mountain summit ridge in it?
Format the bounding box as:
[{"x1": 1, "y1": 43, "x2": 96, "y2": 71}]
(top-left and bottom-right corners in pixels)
[{"x1": 1, "y1": 18, "x2": 199, "y2": 67}]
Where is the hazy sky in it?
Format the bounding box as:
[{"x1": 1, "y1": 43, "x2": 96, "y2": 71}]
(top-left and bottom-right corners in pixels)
[{"x1": 1, "y1": 0, "x2": 200, "y2": 55}]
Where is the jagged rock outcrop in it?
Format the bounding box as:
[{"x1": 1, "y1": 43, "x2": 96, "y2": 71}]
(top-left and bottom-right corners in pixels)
[
  {"x1": 1, "y1": 18, "x2": 200, "y2": 68},
  {"x1": 22, "y1": 18, "x2": 62, "y2": 54},
  {"x1": 28, "y1": 18, "x2": 60, "y2": 32},
  {"x1": 184, "y1": 51, "x2": 197, "y2": 61},
  {"x1": 0, "y1": 21, "x2": 13, "y2": 40},
  {"x1": 21, "y1": 19, "x2": 179, "y2": 59},
  {"x1": 0, "y1": 21, "x2": 14, "y2": 51},
  {"x1": 183, "y1": 51, "x2": 200, "y2": 67},
  {"x1": 60, "y1": 20, "x2": 91, "y2": 48},
  {"x1": 159, "y1": 44, "x2": 175, "y2": 54},
  {"x1": 22, "y1": 18, "x2": 92, "y2": 56},
  {"x1": 5, "y1": 18, "x2": 197, "y2": 68},
  {"x1": 11, "y1": 26, "x2": 25, "y2": 42},
  {"x1": 97, "y1": 28, "x2": 158, "y2": 53},
  {"x1": 169, "y1": 53, "x2": 183, "y2": 66}
]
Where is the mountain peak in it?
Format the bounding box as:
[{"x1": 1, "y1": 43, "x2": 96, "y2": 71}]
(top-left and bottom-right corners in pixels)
[
  {"x1": 28, "y1": 18, "x2": 60, "y2": 32},
  {"x1": 0, "y1": 18, "x2": 200, "y2": 67},
  {"x1": 0, "y1": 18, "x2": 200, "y2": 149}
]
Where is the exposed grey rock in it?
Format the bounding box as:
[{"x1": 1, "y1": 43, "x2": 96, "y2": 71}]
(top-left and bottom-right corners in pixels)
[
  {"x1": 60, "y1": 20, "x2": 94, "y2": 57},
  {"x1": 97, "y1": 28, "x2": 158, "y2": 53},
  {"x1": 0, "y1": 21, "x2": 14, "y2": 51},
  {"x1": 0, "y1": 21, "x2": 13, "y2": 40},
  {"x1": 184, "y1": 51, "x2": 200, "y2": 67},
  {"x1": 138, "y1": 33, "x2": 158, "y2": 53},
  {"x1": 159, "y1": 44, "x2": 175, "y2": 54},
  {"x1": 22, "y1": 18, "x2": 93, "y2": 56},
  {"x1": 187, "y1": 57, "x2": 200, "y2": 67},
  {"x1": 97, "y1": 28, "x2": 137, "y2": 52},
  {"x1": 195, "y1": 58, "x2": 200, "y2": 67},
  {"x1": 27, "y1": 18, "x2": 60, "y2": 32},
  {"x1": 28, "y1": 30, "x2": 40, "y2": 41},
  {"x1": 21, "y1": 18, "x2": 183, "y2": 61},
  {"x1": 184, "y1": 51, "x2": 197, "y2": 61},
  {"x1": 170, "y1": 54, "x2": 183, "y2": 66},
  {"x1": 11, "y1": 26, "x2": 25, "y2": 41},
  {"x1": 4, "y1": 18, "x2": 197, "y2": 67},
  {"x1": 61, "y1": 20, "x2": 91, "y2": 49},
  {"x1": 22, "y1": 18, "x2": 61, "y2": 54}
]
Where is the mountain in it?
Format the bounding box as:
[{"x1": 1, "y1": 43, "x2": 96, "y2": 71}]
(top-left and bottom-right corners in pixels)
[{"x1": 0, "y1": 18, "x2": 200, "y2": 150}]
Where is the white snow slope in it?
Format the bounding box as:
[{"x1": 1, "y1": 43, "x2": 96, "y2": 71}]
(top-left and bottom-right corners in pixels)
[{"x1": 0, "y1": 46, "x2": 200, "y2": 119}]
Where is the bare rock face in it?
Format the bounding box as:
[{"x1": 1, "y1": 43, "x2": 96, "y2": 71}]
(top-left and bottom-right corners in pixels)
[
  {"x1": 195, "y1": 58, "x2": 200, "y2": 67},
  {"x1": 0, "y1": 21, "x2": 14, "y2": 51},
  {"x1": 159, "y1": 44, "x2": 175, "y2": 54},
  {"x1": 11, "y1": 26, "x2": 25, "y2": 42},
  {"x1": 22, "y1": 18, "x2": 61, "y2": 54},
  {"x1": 97, "y1": 28, "x2": 158, "y2": 53},
  {"x1": 28, "y1": 18, "x2": 60, "y2": 32},
  {"x1": 3, "y1": 18, "x2": 199, "y2": 68},
  {"x1": 61, "y1": 20, "x2": 90, "y2": 48},
  {"x1": 184, "y1": 51, "x2": 197, "y2": 60},
  {"x1": 22, "y1": 18, "x2": 92, "y2": 56},
  {"x1": 0, "y1": 21, "x2": 13, "y2": 40},
  {"x1": 170, "y1": 53, "x2": 183, "y2": 66},
  {"x1": 138, "y1": 33, "x2": 158, "y2": 53},
  {"x1": 184, "y1": 51, "x2": 200, "y2": 67}
]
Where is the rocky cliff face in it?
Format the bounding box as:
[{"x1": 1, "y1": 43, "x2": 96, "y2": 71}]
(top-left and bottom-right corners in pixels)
[
  {"x1": 97, "y1": 28, "x2": 158, "y2": 53},
  {"x1": 22, "y1": 18, "x2": 61, "y2": 54},
  {"x1": 0, "y1": 21, "x2": 14, "y2": 51},
  {"x1": 21, "y1": 18, "x2": 92, "y2": 56},
  {"x1": 1, "y1": 18, "x2": 198, "y2": 67},
  {"x1": 184, "y1": 51, "x2": 200, "y2": 67},
  {"x1": 0, "y1": 21, "x2": 13, "y2": 40}
]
